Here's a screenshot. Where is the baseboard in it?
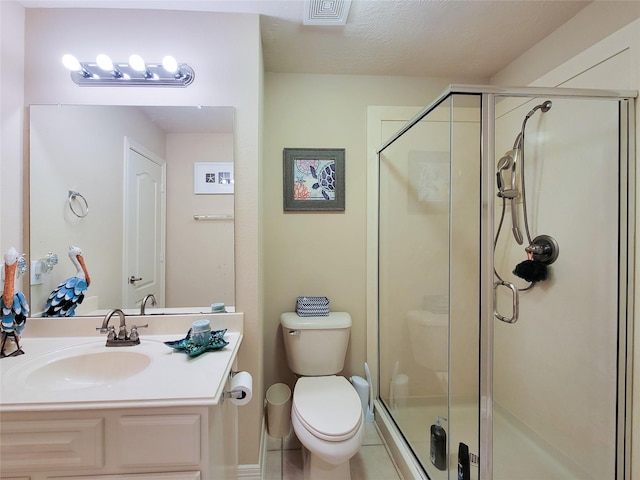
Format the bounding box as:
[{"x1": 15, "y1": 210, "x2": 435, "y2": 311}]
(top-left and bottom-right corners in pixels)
[
  {"x1": 237, "y1": 415, "x2": 267, "y2": 479},
  {"x1": 237, "y1": 463, "x2": 261, "y2": 479}
]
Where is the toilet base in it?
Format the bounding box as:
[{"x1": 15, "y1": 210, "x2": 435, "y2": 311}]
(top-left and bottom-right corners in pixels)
[{"x1": 302, "y1": 445, "x2": 351, "y2": 480}]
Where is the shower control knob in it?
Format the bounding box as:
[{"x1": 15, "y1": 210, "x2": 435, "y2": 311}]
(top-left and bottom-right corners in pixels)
[{"x1": 528, "y1": 235, "x2": 560, "y2": 265}]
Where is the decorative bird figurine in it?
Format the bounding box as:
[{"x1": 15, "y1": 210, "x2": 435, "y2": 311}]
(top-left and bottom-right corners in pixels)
[
  {"x1": 44, "y1": 245, "x2": 90, "y2": 317},
  {"x1": 1, "y1": 247, "x2": 29, "y2": 357}
]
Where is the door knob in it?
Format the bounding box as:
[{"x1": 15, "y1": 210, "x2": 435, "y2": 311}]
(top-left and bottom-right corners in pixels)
[{"x1": 129, "y1": 275, "x2": 143, "y2": 284}]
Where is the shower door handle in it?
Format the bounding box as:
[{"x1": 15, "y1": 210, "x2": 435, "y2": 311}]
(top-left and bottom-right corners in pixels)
[{"x1": 494, "y1": 281, "x2": 519, "y2": 324}]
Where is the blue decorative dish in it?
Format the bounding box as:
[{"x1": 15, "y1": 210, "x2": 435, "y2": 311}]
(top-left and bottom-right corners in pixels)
[{"x1": 164, "y1": 328, "x2": 229, "y2": 357}]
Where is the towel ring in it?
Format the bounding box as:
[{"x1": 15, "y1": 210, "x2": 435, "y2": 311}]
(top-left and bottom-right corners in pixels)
[{"x1": 68, "y1": 190, "x2": 89, "y2": 218}]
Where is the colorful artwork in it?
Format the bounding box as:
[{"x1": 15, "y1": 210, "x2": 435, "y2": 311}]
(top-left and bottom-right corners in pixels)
[
  {"x1": 283, "y1": 148, "x2": 345, "y2": 211},
  {"x1": 293, "y1": 158, "x2": 336, "y2": 201}
]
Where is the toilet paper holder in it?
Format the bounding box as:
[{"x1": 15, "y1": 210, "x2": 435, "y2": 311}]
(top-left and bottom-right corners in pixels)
[
  {"x1": 222, "y1": 369, "x2": 251, "y2": 402},
  {"x1": 223, "y1": 390, "x2": 247, "y2": 401}
]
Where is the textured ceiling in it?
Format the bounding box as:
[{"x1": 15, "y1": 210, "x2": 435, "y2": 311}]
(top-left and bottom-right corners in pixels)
[{"x1": 18, "y1": 0, "x2": 592, "y2": 78}]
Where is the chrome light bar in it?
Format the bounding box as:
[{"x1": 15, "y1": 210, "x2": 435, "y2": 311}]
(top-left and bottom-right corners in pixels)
[{"x1": 63, "y1": 54, "x2": 195, "y2": 87}]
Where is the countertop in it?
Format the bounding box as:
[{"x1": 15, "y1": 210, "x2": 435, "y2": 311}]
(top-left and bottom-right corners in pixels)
[{"x1": 0, "y1": 313, "x2": 243, "y2": 412}]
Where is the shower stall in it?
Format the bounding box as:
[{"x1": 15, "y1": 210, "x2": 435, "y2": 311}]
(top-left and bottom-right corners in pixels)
[{"x1": 371, "y1": 86, "x2": 636, "y2": 479}]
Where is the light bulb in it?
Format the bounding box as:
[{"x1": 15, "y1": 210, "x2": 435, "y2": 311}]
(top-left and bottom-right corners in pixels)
[
  {"x1": 162, "y1": 55, "x2": 178, "y2": 73},
  {"x1": 129, "y1": 54, "x2": 146, "y2": 72},
  {"x1": 96, "y1": 54, "x2": 113, "y2": 72},
  {"x1": 62, "y1": 54, "x2": 82, "y2": 71}
]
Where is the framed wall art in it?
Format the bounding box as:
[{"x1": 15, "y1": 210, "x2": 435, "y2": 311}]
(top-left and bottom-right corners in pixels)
[
  {"x1": 194, "y1": 162, "x2": 234, "y2": 194},
  {"x1": 283, "y1": 148, "x2": 345, "y2": 211}
]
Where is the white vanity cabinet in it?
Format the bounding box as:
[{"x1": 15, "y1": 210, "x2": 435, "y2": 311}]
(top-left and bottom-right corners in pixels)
[
  {"x1": 0, "y1": 401, "x2": 237, "y2": 480},
  {"x1": 0, "y1": 314, "x2": 245, "y2": 480}
]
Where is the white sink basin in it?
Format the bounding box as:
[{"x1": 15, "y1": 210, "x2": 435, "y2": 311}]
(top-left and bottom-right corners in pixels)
[{"x1": 23, "y1": 350, "x2": 151, "y2": 391}]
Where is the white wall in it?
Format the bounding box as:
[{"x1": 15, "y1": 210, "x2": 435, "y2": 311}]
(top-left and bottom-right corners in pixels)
[{"x1": 8, "y1": 5, "x2": 263, "y2": 468}]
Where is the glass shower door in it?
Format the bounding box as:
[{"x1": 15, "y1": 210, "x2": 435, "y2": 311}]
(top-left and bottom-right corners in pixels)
[
  {"x1": 378, "y1": 93, "x2": 482, "y2": 479},
  {"x1": 490, "y1": 95, "x2": 633, "y2": 480}
]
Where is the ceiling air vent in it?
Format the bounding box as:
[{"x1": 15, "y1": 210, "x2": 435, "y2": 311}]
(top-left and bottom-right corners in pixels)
[{"x1": 303, "y1": 0, "x2": 352, "y2": 25}]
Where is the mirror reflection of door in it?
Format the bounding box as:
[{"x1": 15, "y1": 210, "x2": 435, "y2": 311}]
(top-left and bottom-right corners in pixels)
[{"x1": 124, "y1": 137, "x2": 166, "y2": 309}]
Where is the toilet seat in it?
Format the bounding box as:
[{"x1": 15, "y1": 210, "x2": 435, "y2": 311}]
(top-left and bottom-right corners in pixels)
[{"x1": 292, "y1": 375, "x2": 363, "y2": 442}]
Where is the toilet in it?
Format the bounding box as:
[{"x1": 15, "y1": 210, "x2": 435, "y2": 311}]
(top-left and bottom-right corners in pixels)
[{"x1": 281, "y1": 312, "x2": 365, "y2": 480}]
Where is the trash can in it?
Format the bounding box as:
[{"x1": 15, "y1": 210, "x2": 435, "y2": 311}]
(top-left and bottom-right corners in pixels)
[
  {"x1": 350, "y1": 375, "x2": 369, "y2": 415},
  {"x1": 266, "y1": 383, "x2": 292, "y2": 438}
]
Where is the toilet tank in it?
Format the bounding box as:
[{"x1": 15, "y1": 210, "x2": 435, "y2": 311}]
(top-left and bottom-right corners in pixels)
[{"x1": 280, "y1": 312, "x2": 351, "y2": 376}]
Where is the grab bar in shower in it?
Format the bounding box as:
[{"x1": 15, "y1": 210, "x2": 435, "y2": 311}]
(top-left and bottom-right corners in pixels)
[{"x1": 494, "y1": 281, "x2": 519, "y2": 324}]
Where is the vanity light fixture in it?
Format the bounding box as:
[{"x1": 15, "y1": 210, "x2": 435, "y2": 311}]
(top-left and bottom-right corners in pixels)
[{"x1": 62, "y1": 54, "x2": 194, "y2": 87}]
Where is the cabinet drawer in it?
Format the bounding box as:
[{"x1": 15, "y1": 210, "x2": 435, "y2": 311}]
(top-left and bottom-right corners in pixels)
[
  {"x1": 116, "y1": 414, "x2": 202, "y2": 468},
  {"x1": 45, "y1": 472, "x2": 200, "y2": 480},
  {"x1": 0, "y1": 418, "x2": 104, "y2": 472}
]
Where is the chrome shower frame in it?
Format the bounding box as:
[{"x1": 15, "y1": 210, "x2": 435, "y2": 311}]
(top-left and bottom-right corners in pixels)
[{"x1": 372, "y1": 84, "x2": 636, "y2": 480}]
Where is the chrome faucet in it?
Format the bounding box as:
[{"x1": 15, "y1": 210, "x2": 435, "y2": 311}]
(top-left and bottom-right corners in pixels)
[
  {"x1": 140, "y1": 293, "x2": 157, "y2": 315},
  {"x1": 97, "y1": 308, "x2": 147, "y2": 346}
]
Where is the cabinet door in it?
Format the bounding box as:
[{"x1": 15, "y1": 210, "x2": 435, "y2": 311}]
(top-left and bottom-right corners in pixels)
[
  {"x1": 0, "y1": 418, "x2": 104, "y2": 472},
  {"x1": 116, "y1": 414, "x2": 202, "y2": 468}
]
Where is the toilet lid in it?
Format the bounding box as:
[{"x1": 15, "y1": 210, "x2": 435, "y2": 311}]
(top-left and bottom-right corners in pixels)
[{"x1": 292, "y1": 376, "x2": 363, "y2": 441}]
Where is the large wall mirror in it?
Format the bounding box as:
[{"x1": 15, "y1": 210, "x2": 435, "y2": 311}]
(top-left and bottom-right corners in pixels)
[{"x1": 29, "y1": 105, "x2": 235, "y2": 317}]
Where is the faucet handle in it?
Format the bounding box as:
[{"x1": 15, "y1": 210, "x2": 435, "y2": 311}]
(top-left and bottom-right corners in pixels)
[
  {"x1": 96, "y1": 325, "x2": 110, "y2": 334},
  {"x1": 96, "y1": 325, "x2": 117, "y2": 340},
  {"x1": 129, "y1": 324, "x2": 148, "y2": 342},
  {"x1": 107, "y1": 326, "x2": 117, "y2": 341}
]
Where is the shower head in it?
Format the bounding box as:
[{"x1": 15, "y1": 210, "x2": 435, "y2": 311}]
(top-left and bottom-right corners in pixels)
[
  {"x1": 515, "y1": 100, "x2": 552, "y2": 148},
  {"x1": 525, "y1": 100, "x2": 553, "y2": 119}
]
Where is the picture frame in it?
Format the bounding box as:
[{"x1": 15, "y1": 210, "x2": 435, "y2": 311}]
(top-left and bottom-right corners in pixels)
[
  {"x1": 194, "y1": 162, "x2": 234, "y2": 194},
  {"x1": 283, "y1": 148, "x2": 345, "y2": 211}
]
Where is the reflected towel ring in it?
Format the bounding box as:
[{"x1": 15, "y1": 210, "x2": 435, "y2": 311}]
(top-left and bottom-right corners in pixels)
[{"x1": 68, "y1": 190, "x2": 89, "y2": 218}]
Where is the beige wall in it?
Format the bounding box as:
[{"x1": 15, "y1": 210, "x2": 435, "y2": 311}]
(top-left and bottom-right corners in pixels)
[
  {"x1": 262, "y1": 74, "x2": 481, "y2": 393},
  {"x1": 3, "y1": 5, "x2": 263, "y2": 468}
]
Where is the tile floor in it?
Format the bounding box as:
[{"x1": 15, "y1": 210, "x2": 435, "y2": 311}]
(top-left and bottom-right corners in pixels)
[{"x1": 264, "y1": 422, "x2": 403, "y2": 479}]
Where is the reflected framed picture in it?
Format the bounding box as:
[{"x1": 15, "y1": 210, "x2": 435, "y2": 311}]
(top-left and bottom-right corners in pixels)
[
  {"x1": 194, "y1": 162, "x2": 234, "y2": 194},
  {"x1": 283, "y1": 148, "x2": 345, "y2": 211}
]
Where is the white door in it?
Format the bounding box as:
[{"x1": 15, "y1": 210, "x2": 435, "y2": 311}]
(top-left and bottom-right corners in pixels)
[{"x1": 124, "y1": 137, "x2": 166, "y2": 309}]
